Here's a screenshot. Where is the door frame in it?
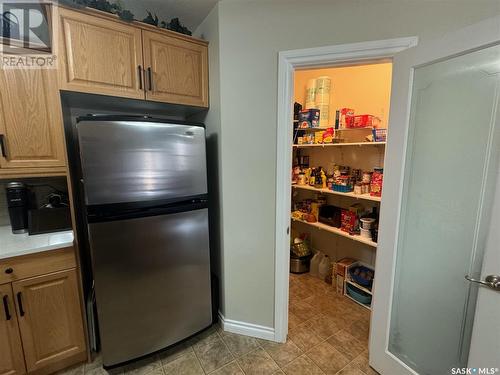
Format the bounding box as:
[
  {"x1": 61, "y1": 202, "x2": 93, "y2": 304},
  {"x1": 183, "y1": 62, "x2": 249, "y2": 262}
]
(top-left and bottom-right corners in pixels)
[
  {"x1": 274, "y1": 36, "x2": 418, "y2": 342},
  {"x1": 370, "y1": 16, "x2": 500, "y2": 374}
]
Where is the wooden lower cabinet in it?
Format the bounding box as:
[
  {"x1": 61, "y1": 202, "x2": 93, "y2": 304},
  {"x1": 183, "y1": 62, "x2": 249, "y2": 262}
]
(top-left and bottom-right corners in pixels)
[
  {"x1": 0, "y1": 284, "x2": 26, "y2": 375},
  {"x1": 12, "y1": 269, "x2": 86, "y2": 374}
]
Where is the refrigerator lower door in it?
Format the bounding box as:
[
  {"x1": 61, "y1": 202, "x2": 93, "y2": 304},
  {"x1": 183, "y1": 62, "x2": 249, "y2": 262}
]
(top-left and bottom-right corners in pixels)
[{"x1": 88, "y1": 208, "x2": 211, "y2": 366}]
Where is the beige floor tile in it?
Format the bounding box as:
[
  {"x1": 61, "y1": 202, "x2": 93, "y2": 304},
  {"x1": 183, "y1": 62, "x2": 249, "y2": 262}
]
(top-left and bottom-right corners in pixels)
[
  {"x1": 348, "y1": 320, "x2": 370, "y2": 344},
  {"x1": 259, "y1": 338, "x2": 303, "y2": 367},
  {"x1": 58, "y1": 364, "x2": 84, "y2": 375},
  {"x1": 307, "y1": 315, "x2": 342, "y2": 340},
  {"x1": 335, "y1": 364, "x2": 366, "y2": 375},
  {"x1": 123, "y1": 355, "x2": 162, "y2": 375},
  {"x1": 190, "y1": 326, "x2": 220, "y2": 349},
  {"x1": 327, "y1": 330, "x2": 365, "y2": 361},
  {"x1": 281, "y1": 355, "x2": 324, "y2": 375},
  {"x1": 162, "y1": 351, "x2": 203, "y2": 375},
  {"x1": 193, "y1": 336, "x2": 234, "y2": 373},
  {"x1": 288, "y1": 311, "x2": 303, "y2": 330},
  {"x1": 220, "y1": 331, "x2": 260, "y2": 357},
  {"x1": 237, "y1": 348, "x2": 280, "y2": 375},
  {"x1": 287, "y1": 323, "x2": 322, "y2": 351},
  {"x1": 209, "y1": 360, "x2": 244, "y2": 375},
  {"x1": 289, "y1": 301, "x2": 320, "y2": 322},
  {"x1": 306, "y1": 342, "x2": 350, "y2": 375},
  {"x1": 158, "y1": 341, "x2": 194, "y2": 366},
  {"x1": 350, "y1": 351, "x2": 379, "y2": 375}
]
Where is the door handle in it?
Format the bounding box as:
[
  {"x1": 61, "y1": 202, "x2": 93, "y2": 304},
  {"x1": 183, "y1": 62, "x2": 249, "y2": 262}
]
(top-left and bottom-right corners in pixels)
[
  {"x1": 2, "y1": 295, "x2": 11, "y2": 320},
  {"x1": 147, "y1": 67, "x2": 153, "y2": 91},
  {"x1": 16, "y1": 292, "x2": 25, "y2": 316},
  {"x1": 465, "y1": 274, "x2": 500, "y2": 291},
  {"x1": 0, "y1": 134, "x2": 7, "y2": 158},
  {"x1": 138, "y1": 65, "x2": 144, "y2": 90}
]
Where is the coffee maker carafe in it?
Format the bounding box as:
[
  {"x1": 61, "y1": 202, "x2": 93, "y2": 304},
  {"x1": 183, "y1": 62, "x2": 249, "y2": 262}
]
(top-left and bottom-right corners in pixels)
[{"x1": 6, "y1": 182, "x2": 28, "y2": 234}]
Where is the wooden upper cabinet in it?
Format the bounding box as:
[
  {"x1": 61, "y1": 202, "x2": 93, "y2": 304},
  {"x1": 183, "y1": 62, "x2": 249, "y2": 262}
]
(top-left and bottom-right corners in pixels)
[
  {"x1": 143, "y1": 30, "x2": 209, "y2": 107},
  {"x1": 12, "y1": 269, "x2": 86, "y2": 373},
  {"x1": 57, "y1": 7, "x2": 144, "y2": 99},
  {"x1": 0, "y1": 68, "x2": 66, "y2": 169},
  {"x1": 0, "y1": 284, "x2": 26, "y2": 375}
]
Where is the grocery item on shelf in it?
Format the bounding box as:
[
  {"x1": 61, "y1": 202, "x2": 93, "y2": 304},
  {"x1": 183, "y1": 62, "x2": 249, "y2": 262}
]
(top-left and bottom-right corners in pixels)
[
  {"x1": 370, "y1": 167, "x2": 384, "y2": 197},
  {"x1": 333, "y1": 257, "x2": 357, "y2": 294},
  {"x1": 339, "y1": 108, "x2": 354, "y2": 128},
  {"x1": 318, "y1": 205, "x2": 341, "y2": 228},
  {"x1": 298, "y1": 109, "x2": 320, "y2": 128},
  {"x1": 305, "y1": 79, "x2": 317, "y2": 109},
  {"x1": 372, "y1": 128, "x2": 387, "y2": 142}
]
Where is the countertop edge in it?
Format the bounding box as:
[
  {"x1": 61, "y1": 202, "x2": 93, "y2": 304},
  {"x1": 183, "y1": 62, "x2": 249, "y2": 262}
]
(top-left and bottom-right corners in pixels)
[{"x1": 0, "y1": 240, "x2": 75, "y2": 260}]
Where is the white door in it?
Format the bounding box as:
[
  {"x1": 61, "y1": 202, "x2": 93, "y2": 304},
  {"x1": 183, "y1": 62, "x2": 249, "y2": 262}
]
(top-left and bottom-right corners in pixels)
[{"x1": 370, "y1": 16, "x2": 500, "y2": 375}]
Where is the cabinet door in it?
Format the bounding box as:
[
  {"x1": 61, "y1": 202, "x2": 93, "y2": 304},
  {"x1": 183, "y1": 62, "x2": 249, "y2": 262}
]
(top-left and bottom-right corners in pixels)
[
  {"x1": 12, "y1": 269, "x2": 85, "y2": 373},
  {"x1": 0, "y1": 284, "x2": 25, "y2": 375},
  {"x1": 143, "y1": 31, "x2": 208, "y2": 107},
  {"x1": 0, "y1": 68, "x2": 66, "y2": 169},
  {"x1": 58, "y1": 7, "x2": 144, "y2": 100}
]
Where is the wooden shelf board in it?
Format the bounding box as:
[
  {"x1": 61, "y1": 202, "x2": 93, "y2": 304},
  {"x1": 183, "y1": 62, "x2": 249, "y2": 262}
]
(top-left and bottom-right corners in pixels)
[
  {"x1": 291, "y1": 217, "x2": 377, "y2": 248},
  {"x1": 293, "y1": 142, "x2": 385, "y2": 148},
  {"x1": 292, "y1": 184, "x2": 382, "y2": 203}
]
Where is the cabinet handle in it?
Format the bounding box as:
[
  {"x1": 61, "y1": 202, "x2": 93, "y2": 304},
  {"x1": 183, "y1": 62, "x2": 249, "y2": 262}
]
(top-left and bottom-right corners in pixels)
[
  {"x1": 147, "y1": 67, "x2": 153, "y2": 91},
  {"x1": 16, "y1": 292, "x2": 25, "y2": 317},
  {"x1": 0, "y1": 134, "x2": 6, "y2": 158},
  {"x1": 138, "y1": 65, "x2": 143, "y2": 90},
  {"x1": 5, "y1": 267, "x2": 13, "y2": 274},
  {"x1": 2, "y1": 295, "x2": 11, "y2": 321}
]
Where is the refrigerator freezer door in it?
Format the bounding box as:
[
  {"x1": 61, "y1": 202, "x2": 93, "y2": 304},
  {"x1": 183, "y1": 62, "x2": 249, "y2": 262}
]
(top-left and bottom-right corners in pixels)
[
  {"x1": 77, "y1": 120, "x2": 207, "y2": 206},
  {"x1": 88, "y1": 208, "x2": 212, "y2": 366}
]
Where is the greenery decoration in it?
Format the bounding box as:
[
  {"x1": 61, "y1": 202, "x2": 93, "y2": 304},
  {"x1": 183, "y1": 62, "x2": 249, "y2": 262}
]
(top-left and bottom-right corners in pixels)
[{"x1": 59, "y1": 0, "x2": 192, "y2": 36}]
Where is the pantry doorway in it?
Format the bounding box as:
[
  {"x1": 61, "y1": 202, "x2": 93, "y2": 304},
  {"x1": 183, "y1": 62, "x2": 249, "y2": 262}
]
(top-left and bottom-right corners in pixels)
[{"x1": 274, "y1": 36, "x2": 417, "y2": 342}]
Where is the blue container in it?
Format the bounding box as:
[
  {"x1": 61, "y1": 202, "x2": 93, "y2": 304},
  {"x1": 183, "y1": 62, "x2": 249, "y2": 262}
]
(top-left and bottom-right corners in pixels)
[
  {"x1": 346, "y1": 283, "x2": 372, "y2": 305},
  {"x1": 349, "y1": 265, "x2": 374, "y2": 287}
]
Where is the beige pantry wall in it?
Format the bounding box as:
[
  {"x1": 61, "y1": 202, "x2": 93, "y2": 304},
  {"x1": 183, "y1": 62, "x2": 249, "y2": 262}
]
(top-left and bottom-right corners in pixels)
[
  {"x1": 195, "y1": 0, "x2": 500, "y2": 330},
  {"x1": 294, "y1": 63, "x2": 393, "y2": 129}
]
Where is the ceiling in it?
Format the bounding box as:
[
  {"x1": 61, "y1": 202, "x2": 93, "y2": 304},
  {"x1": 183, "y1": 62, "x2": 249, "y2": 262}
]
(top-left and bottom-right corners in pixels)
[{"x1": 119, "y1": 0, "x2": 219, "y2": 32}]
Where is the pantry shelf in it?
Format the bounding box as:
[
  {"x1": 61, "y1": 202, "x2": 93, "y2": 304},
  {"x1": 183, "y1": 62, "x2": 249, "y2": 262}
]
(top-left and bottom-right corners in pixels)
[
  {"x1": 291, "y1": 217, "x2": 378, "y2": 248},
  {"x1": 293, "y1": 142, "x2": 385, "y2": 148},
  {"x1": 292, "y1": 184, "x2": 382, "y2": 203},
  {"x1": 346, "y1": 279, "x2": 373, "y2": 295}
]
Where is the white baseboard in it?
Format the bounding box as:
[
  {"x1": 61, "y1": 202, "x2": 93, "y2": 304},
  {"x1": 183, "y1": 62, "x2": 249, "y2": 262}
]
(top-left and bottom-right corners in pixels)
[{"x1": 218, "y1": 311, "x2": 275, "y2": 341}]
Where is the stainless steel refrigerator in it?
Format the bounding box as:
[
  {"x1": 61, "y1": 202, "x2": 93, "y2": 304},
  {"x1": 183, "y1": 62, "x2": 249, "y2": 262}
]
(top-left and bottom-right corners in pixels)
[{"x1": 75, "y1": 115, "x2": 212, "y2": 367}]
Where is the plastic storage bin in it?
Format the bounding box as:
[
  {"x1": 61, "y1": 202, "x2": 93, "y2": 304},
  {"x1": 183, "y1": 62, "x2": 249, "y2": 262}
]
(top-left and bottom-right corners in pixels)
[{"x1": 346, "y1": 283, "x2": 372, "y2": 305}]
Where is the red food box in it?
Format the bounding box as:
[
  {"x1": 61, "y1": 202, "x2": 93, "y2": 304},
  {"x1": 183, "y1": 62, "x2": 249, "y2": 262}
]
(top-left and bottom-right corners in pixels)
[
  {"x1": 346, "y1": 114, "x2": 375, "y2": 128},
  {"x1": 370, "y1": 170, "x2": 383, "y2": 197},
  {"x1": 341, "y1": 209, "x2": 357, "y2": 233},
  {"x1": 340, "y1": 108, "x2": 354, "y2": 128}
]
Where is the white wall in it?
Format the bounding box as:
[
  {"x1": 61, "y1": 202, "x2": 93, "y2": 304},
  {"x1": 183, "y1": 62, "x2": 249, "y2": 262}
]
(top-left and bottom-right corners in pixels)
[
  {"x1": 194, "y1": 4, "x2": 225, "y2": 314},
  {"x1": 202, "y1": 0, "x2": 500, "y2": 330}
]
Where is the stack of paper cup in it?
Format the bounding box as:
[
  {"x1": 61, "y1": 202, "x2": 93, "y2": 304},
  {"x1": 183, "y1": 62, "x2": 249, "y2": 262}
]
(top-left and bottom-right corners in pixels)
[
  {"x1": 305, "y1": 79, "x2": 316, "y2": 109},
  {"x1": 315, "y1": 76, "x2": 331, "y2": 126}
]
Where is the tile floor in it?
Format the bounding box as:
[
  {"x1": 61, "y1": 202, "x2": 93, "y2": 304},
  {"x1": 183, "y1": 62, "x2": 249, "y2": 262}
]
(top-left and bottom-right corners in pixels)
[{"x1": 60, "y1": 273, "x2": 377, "y2": 375}]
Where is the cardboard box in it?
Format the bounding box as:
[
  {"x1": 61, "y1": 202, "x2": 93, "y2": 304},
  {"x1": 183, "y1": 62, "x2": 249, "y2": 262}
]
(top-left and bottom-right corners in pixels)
[
  {"x1": 335, "y1": 258, "x2": 357, "y2": 277},
  {"x1": 333, "y1": 257, "x2": 356, "y2": 295}
]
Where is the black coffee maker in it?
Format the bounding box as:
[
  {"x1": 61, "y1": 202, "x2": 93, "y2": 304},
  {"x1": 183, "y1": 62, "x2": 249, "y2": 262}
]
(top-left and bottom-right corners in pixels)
[{"x1": 6, "y1": 182, "x2": 29, "y2": 234}]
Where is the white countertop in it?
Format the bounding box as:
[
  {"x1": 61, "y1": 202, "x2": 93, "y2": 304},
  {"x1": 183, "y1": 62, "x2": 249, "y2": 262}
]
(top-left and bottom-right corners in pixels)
[{"x1": 0, "y1": 226, "x2": 74, "y2": 260}]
